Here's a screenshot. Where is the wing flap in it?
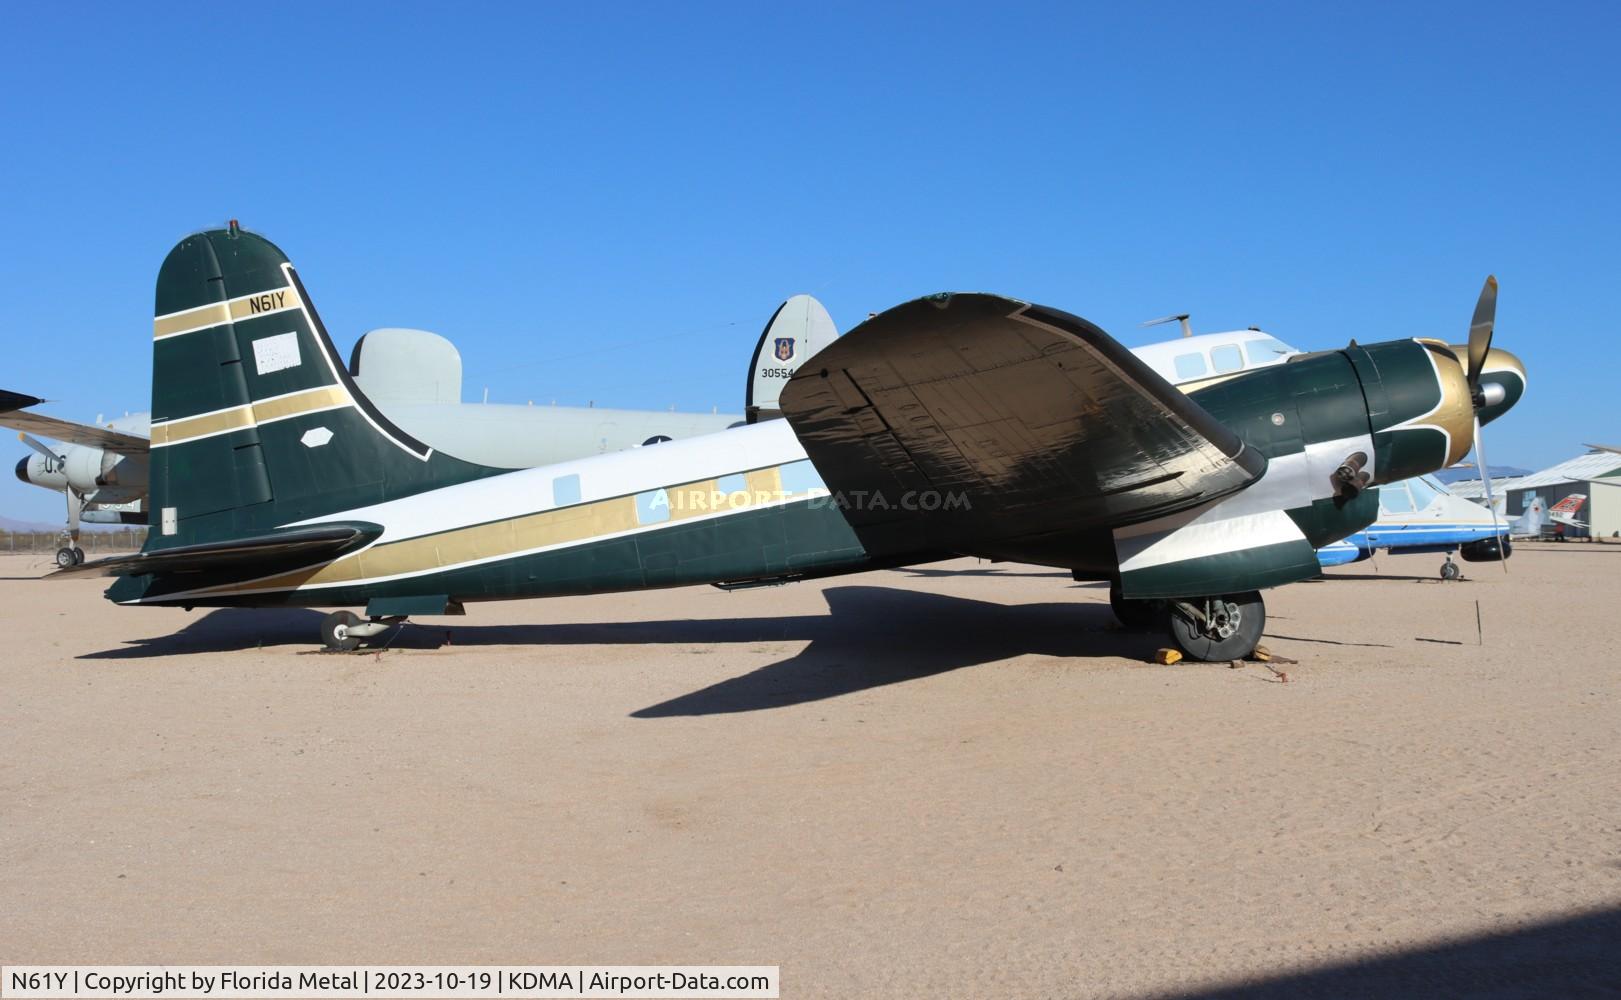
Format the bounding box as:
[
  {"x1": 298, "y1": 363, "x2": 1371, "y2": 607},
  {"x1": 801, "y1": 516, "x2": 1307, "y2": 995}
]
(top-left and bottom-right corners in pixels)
[
  {"x1": 779, "y1": 294, "x2": 1265, "y2": 556},
  {"x1": 50, "y1": 523, "x2": 379, "y2": 579}
]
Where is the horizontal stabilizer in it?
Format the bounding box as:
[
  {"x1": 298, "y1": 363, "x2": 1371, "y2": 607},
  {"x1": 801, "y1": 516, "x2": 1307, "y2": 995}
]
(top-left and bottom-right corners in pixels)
[
  {"x1": 51, "y1": 523, "x2": 379, "y2": 579},
  {"x1": 1, "y1": 389, "x2": 47, "y2": 412}
]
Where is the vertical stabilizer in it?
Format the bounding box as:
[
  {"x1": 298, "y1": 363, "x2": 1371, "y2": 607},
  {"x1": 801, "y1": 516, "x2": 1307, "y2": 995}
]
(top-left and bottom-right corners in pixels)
[
  {"x1": 745, "y1": 294, "x2": 838, "y2": 423},
  {"x1": 144, "y1": 226, "x2": 500, "y2": 551},
  {"x1": 1510, "y1": 495, "x2": 1546, "y2": 537}
]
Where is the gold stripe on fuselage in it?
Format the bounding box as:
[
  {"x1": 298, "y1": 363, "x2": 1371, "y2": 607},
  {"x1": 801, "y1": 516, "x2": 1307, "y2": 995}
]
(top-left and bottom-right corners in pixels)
[
  {"x1": 178, "y1": 465, "x2": 805, "y2": 598},
  {"x1": 1172, "y1": 371, "x2": 1248, "y2": 394}
]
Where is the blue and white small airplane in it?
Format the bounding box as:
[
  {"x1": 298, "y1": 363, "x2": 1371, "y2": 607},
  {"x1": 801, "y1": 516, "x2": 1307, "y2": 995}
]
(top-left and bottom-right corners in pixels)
[{"x1": 1316, "y1": 475, "x2": 1545, "y2": 579}]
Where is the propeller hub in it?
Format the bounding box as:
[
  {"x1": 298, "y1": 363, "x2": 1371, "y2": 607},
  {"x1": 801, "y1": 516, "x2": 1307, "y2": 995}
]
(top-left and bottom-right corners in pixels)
[{"x1": 1447, "y1": 345, "x2": 1526, "y2": 427}]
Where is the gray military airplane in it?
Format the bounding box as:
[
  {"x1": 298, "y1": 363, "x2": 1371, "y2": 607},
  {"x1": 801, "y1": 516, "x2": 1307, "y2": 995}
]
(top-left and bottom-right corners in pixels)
[
  {"x1": 5, "y1": 293, "x2": 839, "y2": 565},
  {"x1": 3, "y1": 391, "x2": 150, "y2": 564},
  {"x1": 58, "y1": 226, "x2": 1525, "y2": 662}
]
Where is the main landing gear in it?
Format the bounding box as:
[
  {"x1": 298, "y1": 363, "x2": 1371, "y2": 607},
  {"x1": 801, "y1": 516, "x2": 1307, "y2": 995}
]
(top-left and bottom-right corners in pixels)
[
  {"x1": 319, "y1": 610, "x2": 407, "y2": 652},
  {"x1": 1166, "y1": 592, "x2": 1266, "y2": 662},
  {"x1": 56, "y1": 489, "x2": 85, "y2": 567},
  {"x1": 1440, "y1": 554, "x2": 1462, "y2": 581},
  {"x1": 1110, "y1": 584, "x2": 1267, "y2": 662}
]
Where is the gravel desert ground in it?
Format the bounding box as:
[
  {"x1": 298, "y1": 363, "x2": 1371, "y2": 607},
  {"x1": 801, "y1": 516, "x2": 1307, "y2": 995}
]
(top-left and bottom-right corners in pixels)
[{"x1": 2, "y1": 545, "x2": 1619, "y2": 997}]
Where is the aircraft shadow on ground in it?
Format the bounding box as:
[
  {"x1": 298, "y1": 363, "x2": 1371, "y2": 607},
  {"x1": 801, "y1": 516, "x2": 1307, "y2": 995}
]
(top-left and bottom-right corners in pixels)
[
  {"x1": 1156, "y1": 905, "x2": 1621, "y2": 1000},
  {"x1": 630, "y1": 587, "x2": 1156, "y2": 717},
  {"x1": 79, "y1": 586, "x2": 1163, "y2": 714}
]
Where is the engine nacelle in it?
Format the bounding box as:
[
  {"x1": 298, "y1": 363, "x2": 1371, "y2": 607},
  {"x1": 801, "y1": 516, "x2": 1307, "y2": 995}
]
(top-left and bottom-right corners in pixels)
[
  {"x1": 19, "y1": 444, "x2": 148, "y2": 496},
  {"x1": 1460, "y1": 536, "x2": 1512, "y2": 562}
]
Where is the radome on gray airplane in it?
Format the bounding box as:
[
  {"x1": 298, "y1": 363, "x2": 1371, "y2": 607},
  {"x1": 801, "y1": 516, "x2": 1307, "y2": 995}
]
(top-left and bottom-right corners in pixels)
[{"x1": 4, "y1": 294, "x2": 839, "y2": 566}]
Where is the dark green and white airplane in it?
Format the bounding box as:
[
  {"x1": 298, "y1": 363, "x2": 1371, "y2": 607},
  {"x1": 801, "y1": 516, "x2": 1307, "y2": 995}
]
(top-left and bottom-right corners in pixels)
[{"x1": 59, "y1": 226, "x2": 1526, "y2": 661}]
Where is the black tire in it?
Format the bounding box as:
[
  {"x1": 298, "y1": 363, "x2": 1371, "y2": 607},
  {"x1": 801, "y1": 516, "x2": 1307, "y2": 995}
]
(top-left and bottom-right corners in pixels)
[
  {"x1": 320, "y1": 610, "x2": 363, "y2": 652},
  {"x1": 72, "y1": 547, "x2": 85, "y2": 564},
  {"x1": 1440, "y1": 561, "x2": 1461, "y2": 581},
  {"x1": 1168, "y1": 591, "x2": 1266, "y2": 662},
  {"x1": 1109, "y1": 582, "x2": 1162, "y2": 630},
  {"x1": 55, "y1": 547, "x2": 76, "y2": 568}
]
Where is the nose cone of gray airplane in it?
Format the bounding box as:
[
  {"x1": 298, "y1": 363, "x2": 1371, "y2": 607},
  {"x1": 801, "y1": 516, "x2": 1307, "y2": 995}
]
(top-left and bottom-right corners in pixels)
[{"x1": 14, "y1": 456, "x2": 28, "y2": 484}]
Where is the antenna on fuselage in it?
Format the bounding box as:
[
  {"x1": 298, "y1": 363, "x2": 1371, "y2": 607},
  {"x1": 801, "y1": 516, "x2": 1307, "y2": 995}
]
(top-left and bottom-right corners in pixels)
[{"x1": 1141, "y1": 313, "x2": 1193, "y2": 338}]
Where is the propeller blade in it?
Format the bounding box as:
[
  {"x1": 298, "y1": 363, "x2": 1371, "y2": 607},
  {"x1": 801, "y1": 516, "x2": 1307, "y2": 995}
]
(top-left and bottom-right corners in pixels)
[
  {"x1": 1466, "y1": 275, "x2": 1497, "y2": 389},
  {"x1": 18, "y1": 432, "x2": 61, "y2": 462},
  {"x1": 1474, "y1": 415, "x2": 1507, "y2": 573}
]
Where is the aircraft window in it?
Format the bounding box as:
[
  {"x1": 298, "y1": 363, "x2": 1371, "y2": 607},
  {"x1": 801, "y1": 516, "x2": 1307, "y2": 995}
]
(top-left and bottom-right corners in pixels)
[
  {"x1": 1407, "y1": 477, "x2": 1443, "y2": 510},
  {"x1": 779, "y1": 460, "x2": 826, "y2": 494},
  {"x1": 1211, "y1": 344, "x2": 1245, "y2": 373},
  {"x1": 635, "y1": 488, "x2": 671, "y2": 524},
  {"x1": 1245, "y1": 337, "x2": 1293, "y2": 365},
  {"x1": 716, "y1": 473, "x2": 748, "y2": 496},
  {"x1": 1173, "y1": 353, "x2": 1208, "y2": 380},
  {"x1": 552, "y1": 474, "x2": 582, "y2": 507},
  {"x1": 1378, "y1": 482, "x2": 1415, "y2": 514}
]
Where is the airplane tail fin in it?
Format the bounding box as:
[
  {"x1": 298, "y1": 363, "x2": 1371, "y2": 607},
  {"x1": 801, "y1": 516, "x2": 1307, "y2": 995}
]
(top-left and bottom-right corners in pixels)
[
  {"x1": 144, "y1": 225, "x2": 500, "y2": 552},
  {"x1": 745, "y1": 294, "x2": 838, "y2": 423},
  {"x1": 1549, "y1": 493, "x2": 1587, "y2": 516},
  {"x1": 1547, "y1": 493, "x2": 1589, "y2": 532},
  {"x1": 1509, "y1": 494, "x2": 1546, "y2": 537}
]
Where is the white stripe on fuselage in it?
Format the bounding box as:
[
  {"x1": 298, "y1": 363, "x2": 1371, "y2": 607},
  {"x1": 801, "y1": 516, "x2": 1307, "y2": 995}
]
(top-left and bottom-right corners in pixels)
[{"x1": 287, "y1": 418, "x2": 809, "y2": 541}]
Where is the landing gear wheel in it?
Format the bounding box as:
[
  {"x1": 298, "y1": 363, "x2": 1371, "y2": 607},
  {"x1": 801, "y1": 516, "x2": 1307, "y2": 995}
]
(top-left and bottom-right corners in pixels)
[
  {"x1": 1109, "y1": 582, "x2": 1162, "y2": 630},
  {"x1": 72, "y1": 547, "x2": 84, "y2": 564},
  {"x1": 320, "y1": 610, "x2": 363, "y2": 652},
  {"x1": 55, "y1": 547, "x2": 76, "y2": 568},
  {"x1": 1168, "y1": 591, "x2": 1266, "y2": 662},
  {"x1": 1440, "y1": 560, "x2": 1461, "y2": 581}
]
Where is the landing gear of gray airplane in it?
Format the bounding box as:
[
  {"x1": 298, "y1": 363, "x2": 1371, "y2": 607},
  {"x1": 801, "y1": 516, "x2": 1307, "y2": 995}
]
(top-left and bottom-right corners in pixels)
[
  {"x1": 1167, "y1": 591, "x2": 1266, "y2": 662},
  {"x1": 320, "y1": 610, "x2": 407, "y2": 651},
  {"x1": 55, "y1": 547, "x2": 81, "y2": 568},
  {"x1": 1440, "y1": 556, "x2": 1461, "y2": 581}
]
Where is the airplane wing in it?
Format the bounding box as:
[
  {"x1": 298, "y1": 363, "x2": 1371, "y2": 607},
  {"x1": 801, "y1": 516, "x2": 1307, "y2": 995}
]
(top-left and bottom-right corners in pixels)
[
  {"x1": 0, "y1": 389, "x2": 149, "y2": 453},
  {"x1": 49, "y1": 523, "x2": 378, "y2": 579},
  {"x1": 779, "y1": 294, "x2": 1266, "y2": 558}
]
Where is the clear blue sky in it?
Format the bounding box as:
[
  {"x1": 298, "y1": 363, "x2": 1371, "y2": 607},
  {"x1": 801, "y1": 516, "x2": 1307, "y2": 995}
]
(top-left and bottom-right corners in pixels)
[{"x1": 2, "y1": 2, "x2": 1616, "y2": 522}]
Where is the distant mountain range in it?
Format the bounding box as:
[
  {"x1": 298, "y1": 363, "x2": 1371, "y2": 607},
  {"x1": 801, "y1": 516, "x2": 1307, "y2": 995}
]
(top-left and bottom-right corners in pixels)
[
  {"x1": 0, "y1": 514, "x2": 57, "y2": 532},
  {"x1": 1434, "y1": 465, "x2": 1531, "y2": 484}
]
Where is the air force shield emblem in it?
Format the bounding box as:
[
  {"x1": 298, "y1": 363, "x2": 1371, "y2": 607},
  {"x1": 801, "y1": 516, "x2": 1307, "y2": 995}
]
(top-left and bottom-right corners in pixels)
[{"x1": 773, "y1": 337, "x2": 795, "y2": 362}]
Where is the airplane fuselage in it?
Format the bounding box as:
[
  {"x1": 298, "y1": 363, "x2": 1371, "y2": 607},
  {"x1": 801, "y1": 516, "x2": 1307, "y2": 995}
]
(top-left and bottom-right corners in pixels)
[{"x1": 110, "y1": 340, "x2": 1455, "y2": 611}]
